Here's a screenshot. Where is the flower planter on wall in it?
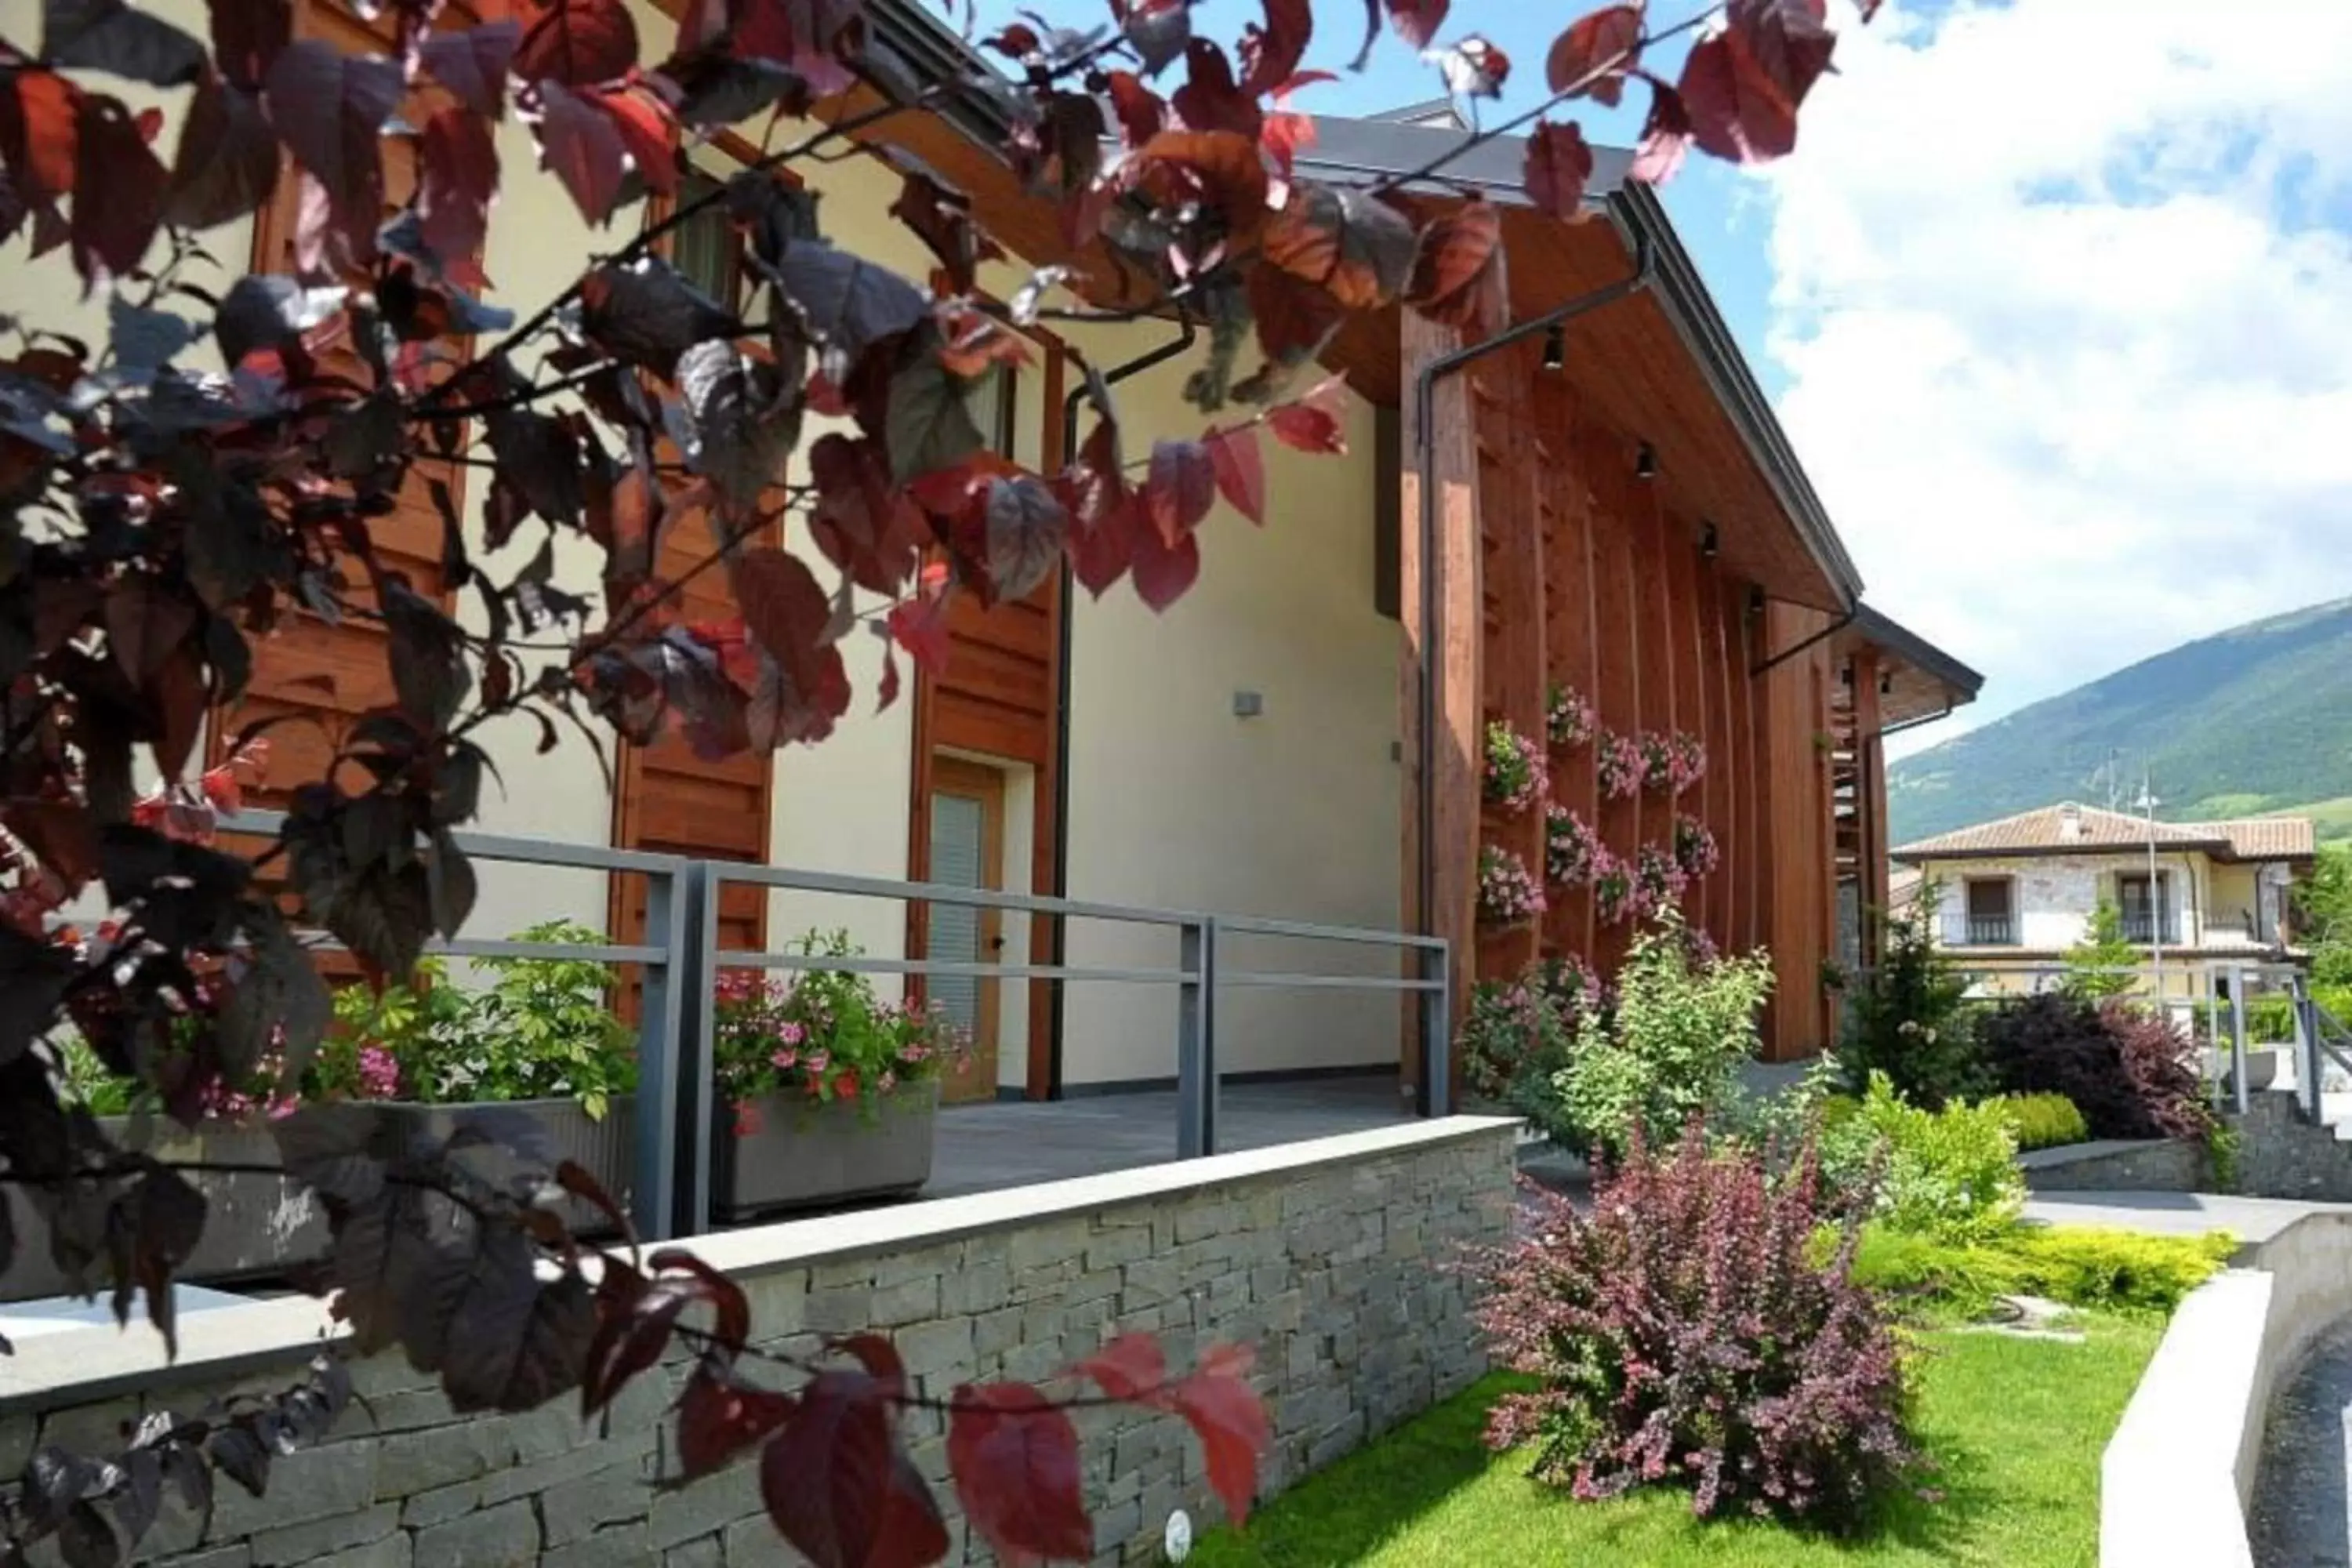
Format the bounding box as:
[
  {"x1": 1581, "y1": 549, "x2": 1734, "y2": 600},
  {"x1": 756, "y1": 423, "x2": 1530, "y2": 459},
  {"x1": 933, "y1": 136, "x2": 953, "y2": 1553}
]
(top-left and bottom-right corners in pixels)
[
  {"x1": 2, "y1": 1098, "x2": 633, "y2": 1304},
  {"x1": 715, "y1": 1080, "x2": 938, "y2": 1220}
]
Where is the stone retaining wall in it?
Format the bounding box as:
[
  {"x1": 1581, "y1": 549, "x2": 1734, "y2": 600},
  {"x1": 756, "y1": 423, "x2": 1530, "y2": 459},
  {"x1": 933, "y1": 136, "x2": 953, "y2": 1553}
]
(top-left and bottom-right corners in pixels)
[
  {"x1": 3, "y1": 1118, "x2": 1519, "y2": 1568},
  {"x1": 2020, "y1": 1138, "x2": 2206, "y2": 1193}
]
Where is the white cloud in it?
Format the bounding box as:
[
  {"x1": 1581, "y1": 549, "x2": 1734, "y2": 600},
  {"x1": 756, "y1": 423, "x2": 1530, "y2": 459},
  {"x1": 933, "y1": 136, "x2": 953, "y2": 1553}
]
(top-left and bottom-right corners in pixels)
[{"x1": 1755, "y1": 0, "x2": 2352, "y2": 753}]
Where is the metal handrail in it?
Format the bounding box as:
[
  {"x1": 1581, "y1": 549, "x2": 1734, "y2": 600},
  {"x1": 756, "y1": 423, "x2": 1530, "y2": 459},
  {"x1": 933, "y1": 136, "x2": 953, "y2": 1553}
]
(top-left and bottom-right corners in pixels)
[{"x1": 163, "y1": 812, "x2": 1450, "y2": 1242}]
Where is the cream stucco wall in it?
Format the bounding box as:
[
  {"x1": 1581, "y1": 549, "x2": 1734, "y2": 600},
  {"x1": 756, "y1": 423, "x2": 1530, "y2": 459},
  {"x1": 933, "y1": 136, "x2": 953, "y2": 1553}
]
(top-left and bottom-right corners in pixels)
[{"x1": 1051, "y1": 335, "x2": 1403, "y2": 1086}]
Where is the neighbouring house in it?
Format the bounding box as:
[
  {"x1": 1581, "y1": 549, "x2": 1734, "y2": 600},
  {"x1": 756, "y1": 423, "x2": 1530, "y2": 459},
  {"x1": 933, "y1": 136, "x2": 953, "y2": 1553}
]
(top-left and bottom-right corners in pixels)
[
  {"x1": 1891, "y1": 802, "x2": 2316, "y2": 1001},
  {"x1": 9, "y1": 0, "x2": 1979, "y2": 1095}
]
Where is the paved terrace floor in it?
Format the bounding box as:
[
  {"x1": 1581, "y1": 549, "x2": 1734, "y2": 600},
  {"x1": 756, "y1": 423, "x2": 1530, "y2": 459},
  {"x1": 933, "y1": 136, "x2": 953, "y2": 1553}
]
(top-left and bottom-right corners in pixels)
[{"x1": 927, "y1": 1076, "x2": 1417, "y2": 1198}]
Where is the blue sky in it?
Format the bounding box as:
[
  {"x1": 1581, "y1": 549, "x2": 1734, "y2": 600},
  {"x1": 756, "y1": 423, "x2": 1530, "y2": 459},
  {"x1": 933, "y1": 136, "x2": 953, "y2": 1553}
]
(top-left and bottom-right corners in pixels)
[{"x1": 973, "y1": 2, "x2": 2352, "y2": 763}]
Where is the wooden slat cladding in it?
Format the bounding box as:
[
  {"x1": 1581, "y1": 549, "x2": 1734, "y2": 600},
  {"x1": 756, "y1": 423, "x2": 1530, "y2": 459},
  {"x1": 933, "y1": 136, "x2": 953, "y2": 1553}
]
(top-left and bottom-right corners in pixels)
[{"x1": 1414, "y1": 322, "x2": 1847, "y2": 1062}]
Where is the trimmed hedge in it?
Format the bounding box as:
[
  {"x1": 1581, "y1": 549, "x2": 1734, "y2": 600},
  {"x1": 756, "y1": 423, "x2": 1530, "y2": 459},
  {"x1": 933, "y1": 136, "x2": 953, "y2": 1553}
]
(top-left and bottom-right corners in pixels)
[
  {"x1": 1847, "y1": 1223, "x2": 2236, "y2": 1316},
  {"x1": 1987, "y1": 1092, "x2": 2090, "y2": 1152}
]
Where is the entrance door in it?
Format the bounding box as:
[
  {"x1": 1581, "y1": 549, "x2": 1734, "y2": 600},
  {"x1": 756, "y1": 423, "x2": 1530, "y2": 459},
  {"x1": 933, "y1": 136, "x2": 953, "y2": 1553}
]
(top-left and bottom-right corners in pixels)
[{"x1": 927, "y1": 758, "x2": 1005, "y2": 1102}]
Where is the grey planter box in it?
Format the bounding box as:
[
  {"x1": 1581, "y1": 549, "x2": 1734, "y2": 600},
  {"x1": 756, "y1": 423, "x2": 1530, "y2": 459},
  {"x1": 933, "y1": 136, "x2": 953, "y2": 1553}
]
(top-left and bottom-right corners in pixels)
[
  {"x1": 716, "y1": 1080, "x2": 938, "y2": 1220},
  {"x1": 2, "y1": 1097, "x2": 633, "y2": 1304}
]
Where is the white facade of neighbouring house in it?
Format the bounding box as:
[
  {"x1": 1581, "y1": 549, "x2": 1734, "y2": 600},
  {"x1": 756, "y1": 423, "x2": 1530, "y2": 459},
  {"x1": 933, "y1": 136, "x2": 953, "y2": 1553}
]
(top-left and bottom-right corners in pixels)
[{"x1": 1893, "y1": 803, "x2": 2314, "y2": 1001}]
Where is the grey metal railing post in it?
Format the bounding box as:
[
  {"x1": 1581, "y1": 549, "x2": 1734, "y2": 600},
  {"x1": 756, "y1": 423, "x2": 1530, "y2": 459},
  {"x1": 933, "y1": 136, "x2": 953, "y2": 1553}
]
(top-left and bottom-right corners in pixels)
[
  {"x1": 2230, "y1": 966, "x2": 2252, "y2": 1117},
  {"x1": 1418, "y1": 940, "x2": 1451, "y2": 1117},
  {"x1": 681, "y1": 860, "x2": 720, "y2": 1237},
  {"x1": 2295, "y1": 973, "x2": 2321, "y2": 1123},
  {"x1": 1176, "y1": 917, "x2": 1218, "y2": 1158},
  {"x1": 633, "y1": 864, "x2": 691, "y2": 1241}
]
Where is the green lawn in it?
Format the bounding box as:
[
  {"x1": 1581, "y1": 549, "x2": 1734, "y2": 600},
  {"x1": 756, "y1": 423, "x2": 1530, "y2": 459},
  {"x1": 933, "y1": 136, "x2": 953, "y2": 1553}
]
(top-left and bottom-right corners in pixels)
[{"x1": 1192, "y1": 1315, "x2": 2160, "y2": 1567}]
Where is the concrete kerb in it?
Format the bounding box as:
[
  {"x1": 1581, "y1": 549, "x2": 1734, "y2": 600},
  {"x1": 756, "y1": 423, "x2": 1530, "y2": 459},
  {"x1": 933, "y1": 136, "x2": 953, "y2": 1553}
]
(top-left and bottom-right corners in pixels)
[{"x1": 2101, "y1": 1210, "x2": 2352, "y2": 1566}]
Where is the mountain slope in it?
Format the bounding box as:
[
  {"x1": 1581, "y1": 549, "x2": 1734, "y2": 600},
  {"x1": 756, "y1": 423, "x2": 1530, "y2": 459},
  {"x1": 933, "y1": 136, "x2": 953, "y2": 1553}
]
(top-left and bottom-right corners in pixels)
[{"x1": 1888, "y1": 597, "x2": 2352, "y2": 845}]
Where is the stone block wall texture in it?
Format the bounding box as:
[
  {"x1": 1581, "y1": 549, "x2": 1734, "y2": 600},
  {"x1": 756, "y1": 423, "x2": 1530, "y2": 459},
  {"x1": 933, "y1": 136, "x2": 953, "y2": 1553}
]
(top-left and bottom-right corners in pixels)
[
  {"x1": 2226, "y1": 1092, "x2": 2352, "y2": 1203},
  {"x1": 5, "y1": 1122, "x2": 1517, "y2": 1568}
]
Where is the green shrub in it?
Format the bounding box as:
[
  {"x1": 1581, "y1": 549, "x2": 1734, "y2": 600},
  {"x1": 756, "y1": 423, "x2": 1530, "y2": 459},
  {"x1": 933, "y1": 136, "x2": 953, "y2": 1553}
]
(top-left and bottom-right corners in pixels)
[
  {"x1": 1838, "y1": 880, "x2": 1986, "y2": 1109},
  {"x1": 2002, "y1": 1226, "x2": 2238, "y2": 1312},
  {"x1": 1987, "y1": 1092, "x2": 2089, "y2": 1151},
  {"x1": 1847, "y1": 1223, "x2": 2235, "y2": 1316},
  {"x1": 1820, "y1": 1074, "x2": 2024, "y2": 1245},
  {"x1": 1539, "y1": 914, "x2": 1774, "y2": 1160}
]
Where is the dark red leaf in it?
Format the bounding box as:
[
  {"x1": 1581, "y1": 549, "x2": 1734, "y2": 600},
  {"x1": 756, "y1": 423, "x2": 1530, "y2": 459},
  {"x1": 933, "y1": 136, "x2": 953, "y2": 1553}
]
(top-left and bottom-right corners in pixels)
[
  {"x1": 162, "y1": 68, "x2": 278, "y2": 230},
  {"x1": 1146, "y1": 438, "x2": 1214, "y2": 546},
  {"x1": 1524, "y1": 119, "x2": 1594, "y2": 221},
  {"x1": 885, "y1": 586, "x2": 951, "y2": 675},
  {"x1": 513, "y1": 0, "x2": 639, "y2": 86},
  {"x1": 1545, "y1": 4, "x2": 1643, "y2": 104},
  {"x1": 1261, "y1": 180, "x2": 1415, "y2": 310},
  {"x1": 70, "y1": 95, "x2": 165, "y2": 287},
  {"x1": 578, "y1": 256, "x2": 736, "y2": 373},
  {"x1": 1628, "y1": 74, "x2": 1692, "y2": 183},
  {"x1": 1171, "y1": 40, "x2": 1258, "y2": 140},
  {"x1": 731, "y1": 0, "x2": 864, "y2": 98},
  {"x1": 984, "y1": 474, "x2": 1068, "y2": 602},
  {"x1": 677, "y1": 1367, "x2": 797, "y2": 1481},
  {"x1": 1134, "y1": 129, "x2": 1269, "y2": 244},
  {"x1": 0, "y1": 70, "x2": 83, "y2": 204},
  {"x1": 1267, "y1": 400, "x2": 1345, "y2": 456},
  {"x1": 1260, "y1": 109, "x2": 1315, "y2": 177},
  {"x1": 419, "y1": 106, "x2": 498, "y2": 269},
  {"x1": 1203, "y1": 425, "x2": 1264, "y2": 526},
  {"x1": 947, "y1": 1383, "x2": 1094, "y2": 1563},
  {"x1": 1238, "y1": 0, "x2": 1312, "y2": 98},
  {"x1": 870, "y1": 1452, "x2": 951, "y2": 1567},
  {"x1": 808, "y1": 433, "x2": 924, "y2": 596},
  {"x1": 1247, "y1": 263, "x2": 1344, "y2": 371},
  {"x1": 263, "y1": 40, "x2": 400, "y2": 233},
  {"x1": 1681, "y1": 0, "x2": 1835, "y2": 165},
  {"x1": 1385, "y1": 0, "x2": 1446, "y2": 51},
  {"x1": 1103, "y1": 70, "x2": 1163, "y2": 147},
  {"x1": 1124, "y1": 0, "x2": 1190, "y2": 75},
  {"x1": 831, "y1": 1333, "x2": 907, "y2": 1399},
  {"x1": 890, "y1": 169, "x2": 1006, "y2": 298},
  {"x1": 760, "y1": 1370, "x2": 894, "y2": 1568},
  {"x1": 982, "y1": 21, "x2": 1040, "y2": 60},
  {"x1": 419, "y1": 22, "x2": 523, "y2": 118},
  {"x1": 728, "y1": 547, "x2": 833, "y2": 706},
  {"x1": 1171, "y1": 1346, "x2": 1269, "y2": 1524},
  {"x1": 1129, "y1": 521, "x2": 1198, "y2": 612},
  {"x1": 204, "y1": 0, "x2": 290, "y2": 89},
  {"x1": 44, "y1": 0, "x2": 206, "y2": 87},
  {"x1": 1074, "y1": 1332, "x2": 1169, "y2": 1404},
  {"x1": 644, "y1": 1247, "x2": 752, "y2": 1354},
  {"x1": 532, "y1": 78, "x2": 630, "y2": 223},
  {"x1": 1402, "y1": 196, "x2": 1496, "y2": 312},
  {"x1": 592, "y1": 81, "x2": 677, "y2": 197}
]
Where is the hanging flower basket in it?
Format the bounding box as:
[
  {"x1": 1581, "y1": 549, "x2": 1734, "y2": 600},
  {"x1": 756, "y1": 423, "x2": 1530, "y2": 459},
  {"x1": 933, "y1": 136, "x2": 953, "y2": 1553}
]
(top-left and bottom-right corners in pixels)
[
  {"x1": 1544, "y1": 683, "x2": 1595, "y2": 750},
  {"x1": 1592, "y1": 846, "x2": 1633, "y2": 925},
  {"x1": 1483, "y1": 720, "x2": 1549, "y2": 814},
  {"x1": 1477, "y1": 844, "x2": 1546, "y2": 927},
  {"x1": 1638, "y1": 730, "x2": 1707, "y2": 796},
  {"x1": 1672, "y1": 813, "x2": 1719, "y2": 878},
  {"x1": 1596, "y1": 731, "x2": 1642, "y2": 801},
  {"x1": 1544, "y1": 804, "x2": 1603, "y2": 887},
  {"x1": 1632, "y1": 843, "x2": 1690, "y2": 920}
]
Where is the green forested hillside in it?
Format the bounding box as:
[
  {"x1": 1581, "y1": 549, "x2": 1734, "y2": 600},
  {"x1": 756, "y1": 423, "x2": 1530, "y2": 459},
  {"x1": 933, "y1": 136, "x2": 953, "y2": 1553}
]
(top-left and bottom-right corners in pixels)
[{"x1": 1889, "y1": 597, "x2": 2352, "y2": 845}]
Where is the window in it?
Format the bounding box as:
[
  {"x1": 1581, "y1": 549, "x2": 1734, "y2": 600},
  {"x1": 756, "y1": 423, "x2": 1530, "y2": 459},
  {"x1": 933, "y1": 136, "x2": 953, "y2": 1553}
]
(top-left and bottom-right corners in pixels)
[
  {"x1": 965, "y1": 364, "x2": 1018, "y2": 458},
  {"x1": 2118, "y1": 873, "x2": 2176, "y2": 944},
  {"x1": 670, "y1": 172, "x2": 746, "y2": 312},
  {"x1": 1962, "y1": 879, "x2": 2015, "y2": 946}
]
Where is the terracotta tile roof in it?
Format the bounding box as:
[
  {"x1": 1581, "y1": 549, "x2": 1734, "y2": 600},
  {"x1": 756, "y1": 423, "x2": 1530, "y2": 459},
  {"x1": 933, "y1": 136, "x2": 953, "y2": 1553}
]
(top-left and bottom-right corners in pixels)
[
  {"x1": 1892, "y1": 802, "x2": 2315, "y2": 862},
  {"x1": 2205, "y1": 816, "x2": 2318, "y2": 859}
]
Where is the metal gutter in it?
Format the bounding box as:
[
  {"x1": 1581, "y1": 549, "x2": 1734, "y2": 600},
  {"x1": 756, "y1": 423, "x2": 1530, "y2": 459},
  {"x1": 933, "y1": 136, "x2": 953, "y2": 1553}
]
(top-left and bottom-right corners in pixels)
[
  {"x1": 1047, "y1": 321, "x2": 1199, "y2": 1098},
  {"x1": 1877, "y1": 701, "x2": 1955, "y2": 739}
]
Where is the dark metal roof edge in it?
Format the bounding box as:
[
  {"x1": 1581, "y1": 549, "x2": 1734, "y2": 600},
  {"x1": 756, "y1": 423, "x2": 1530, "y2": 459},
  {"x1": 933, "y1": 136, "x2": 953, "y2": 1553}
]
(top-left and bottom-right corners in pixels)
[
  {"x1": 1851, "y1": 604, "x2": 1984, "y2": 701},
  {"x1": 1608, "y1": 181, "x2": 1862, "y2": 608}
]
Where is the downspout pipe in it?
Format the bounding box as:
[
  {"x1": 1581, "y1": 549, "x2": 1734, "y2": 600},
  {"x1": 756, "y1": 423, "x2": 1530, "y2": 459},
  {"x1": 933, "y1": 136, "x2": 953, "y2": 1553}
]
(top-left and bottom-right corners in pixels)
[
  {"x1": 1411, "y1": 214, "x2": 1656, "y2": 1102},
  {"x1": 1750, "y1": 603, "x2": 1858, "y2": 677},
  {"x1": 1047, "y1": 318, "x2": 1197, "y2": 1098}
]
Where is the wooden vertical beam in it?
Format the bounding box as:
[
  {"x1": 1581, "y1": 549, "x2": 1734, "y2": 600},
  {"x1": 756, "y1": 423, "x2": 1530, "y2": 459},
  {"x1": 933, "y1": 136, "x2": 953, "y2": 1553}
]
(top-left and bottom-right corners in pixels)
[
  {"x1": 1585, "y1": 426, "x2": 1640, "y2": 975},
  {"x1": 1662, "y1": 515, "x2": 1708, "y2": 936},
  {"x1": 1694, "y1": 559, "x2": 1731, "y2": 951},
  {"x1": 1399, "y1": 314, "x2": 1483, "y2": 1087},
  {"x1": 1474, "y1": 362, "x2": 1545, "y2": 982},
  {"x1": 1537, "y1": 379, "x2": 1597, "y2": 964}
]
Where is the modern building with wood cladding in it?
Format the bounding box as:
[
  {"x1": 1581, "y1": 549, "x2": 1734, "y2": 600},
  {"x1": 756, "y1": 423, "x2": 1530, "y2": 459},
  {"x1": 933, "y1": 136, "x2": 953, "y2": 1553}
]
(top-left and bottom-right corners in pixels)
[{"x1": 2, "y1": 0, "x2": 1978, "y2": 1095}]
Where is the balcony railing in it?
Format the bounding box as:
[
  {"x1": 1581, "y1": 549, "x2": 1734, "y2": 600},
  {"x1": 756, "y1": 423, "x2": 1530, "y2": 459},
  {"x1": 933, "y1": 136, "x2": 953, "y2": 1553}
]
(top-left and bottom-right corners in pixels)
[
  {"x1": 2121, "y1": 913, "x2": 2181, "y2": 945},
  {"x1": 1945, "y1": 913, "x2": 2016, "y2": 946}
]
